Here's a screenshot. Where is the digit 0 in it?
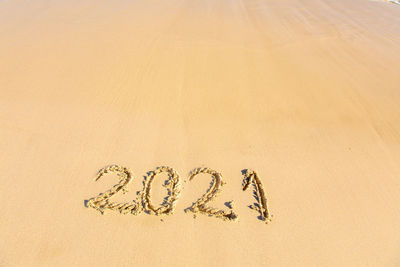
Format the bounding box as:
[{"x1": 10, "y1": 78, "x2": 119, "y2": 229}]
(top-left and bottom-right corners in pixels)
[{"x1": 142, "y1": 166, "x2": 181, "y2": 215}]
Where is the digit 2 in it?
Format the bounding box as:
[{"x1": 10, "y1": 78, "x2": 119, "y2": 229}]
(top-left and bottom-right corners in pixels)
[
  {"x1": 185, "y1": 167, "x2": 238, "y2": 221},
  {"x1": 85, "y1": 165, "x2": 142, "y2": 215}
]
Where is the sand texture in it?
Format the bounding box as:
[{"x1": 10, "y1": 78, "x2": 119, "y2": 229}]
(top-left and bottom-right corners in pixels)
[
  {"x1": 185, "y1": 167, "x2": 239, "y2": 221},
  {"x1": 1, "y1": 0, "x2": 400, "y2": 266}
]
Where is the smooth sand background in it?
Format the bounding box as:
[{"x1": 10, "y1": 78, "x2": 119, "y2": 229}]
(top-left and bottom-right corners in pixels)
[{"x1": 1, "y1": 0, "x2": 400, "y2": 266}]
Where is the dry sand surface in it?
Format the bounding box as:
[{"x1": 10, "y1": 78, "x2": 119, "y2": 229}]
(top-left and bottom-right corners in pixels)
[{"x1": 1, "y1": 0, "x2": 400, "y2": 266}]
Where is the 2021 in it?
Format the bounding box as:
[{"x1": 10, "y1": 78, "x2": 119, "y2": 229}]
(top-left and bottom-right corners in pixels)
[{"x1": 85, "y1": 165, "x2": 272, "y2": 223}]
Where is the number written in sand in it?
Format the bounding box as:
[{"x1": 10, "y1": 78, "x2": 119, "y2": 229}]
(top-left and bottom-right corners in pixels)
[
  {"x1": 185, "y1": 167, "x2": 238, "y2": 221},
  {"x1": 242, "y1": 169, "x2": 272, "y2": 223},
  {"x1": 142, "y1": 166, "x2": 181, "y2": 215},
  {"x1": 85, "y1": 165, "x2": 142, "y2": 215},
  {"x1": 85, "y1": 165, "x2": 272, "y2": 224}
]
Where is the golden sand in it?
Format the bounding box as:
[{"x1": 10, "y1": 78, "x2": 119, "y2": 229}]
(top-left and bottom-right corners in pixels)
[{"x1": 1, "y1": 0, "x2": 400, "y2": 266}]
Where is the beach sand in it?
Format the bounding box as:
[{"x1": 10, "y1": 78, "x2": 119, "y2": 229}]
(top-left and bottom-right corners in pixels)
[{"x1": 1, "y1": 0, "x2": 400, "y2": 266}]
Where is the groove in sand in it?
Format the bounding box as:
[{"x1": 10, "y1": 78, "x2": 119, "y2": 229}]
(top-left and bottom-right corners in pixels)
[
  {"x1": 242, "y1": 169, "x2": 272, "y2": 224},
  {"x1": 86, "y1": 165, "x2": 142, "y2": 215},
  {"x1": 142, "y1": 166, "x2": 181, "y2": 215},
  {"x1": 185, "y1": 167, "x2": 238, "y2": 222}
]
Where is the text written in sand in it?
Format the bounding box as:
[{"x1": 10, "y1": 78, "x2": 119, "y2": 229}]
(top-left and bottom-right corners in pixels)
[{"x1": 85, "y1": 165, "x2": 272, "y2": 224}]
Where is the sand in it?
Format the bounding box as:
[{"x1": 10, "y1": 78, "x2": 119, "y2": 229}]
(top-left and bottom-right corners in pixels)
[{"x1": 1, "y1": 0, "x2": 400, "y2": 266}]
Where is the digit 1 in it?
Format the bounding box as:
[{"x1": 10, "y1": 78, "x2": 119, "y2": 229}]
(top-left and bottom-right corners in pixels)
[{"x1": 242, "y1": 169, "x2": 272, "y2": 223}]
